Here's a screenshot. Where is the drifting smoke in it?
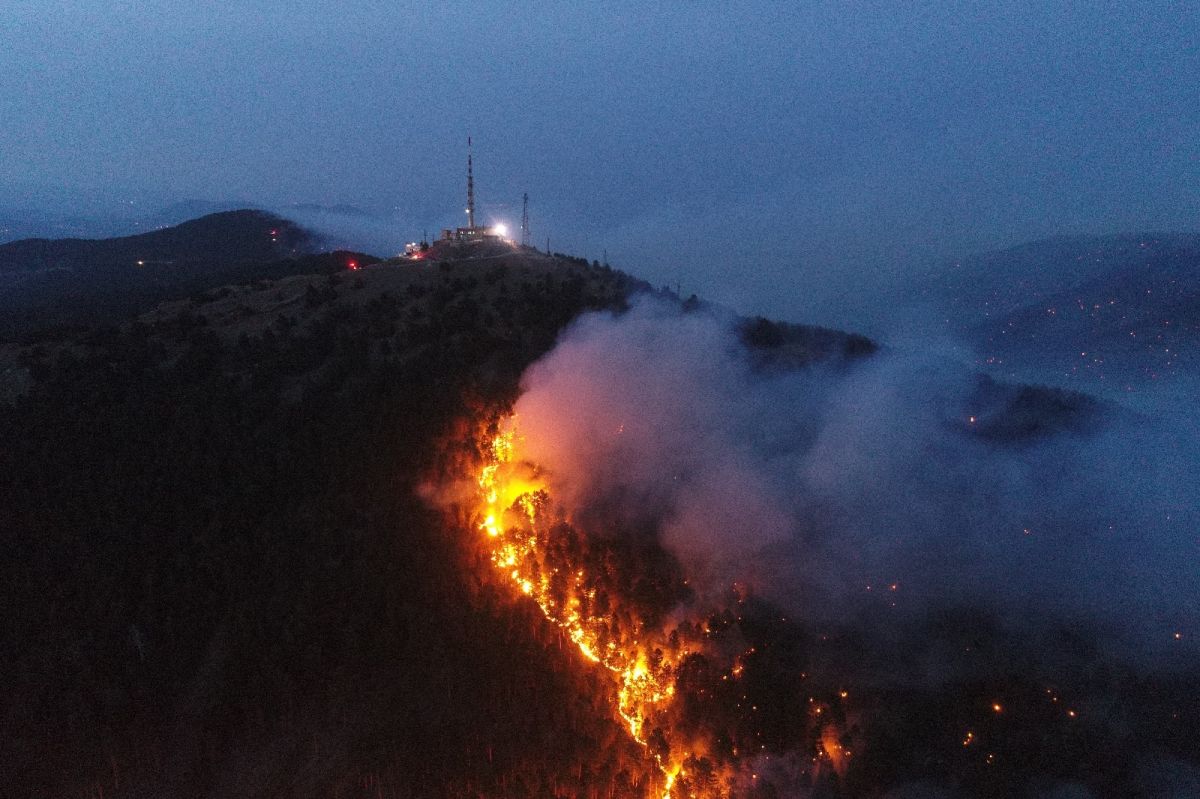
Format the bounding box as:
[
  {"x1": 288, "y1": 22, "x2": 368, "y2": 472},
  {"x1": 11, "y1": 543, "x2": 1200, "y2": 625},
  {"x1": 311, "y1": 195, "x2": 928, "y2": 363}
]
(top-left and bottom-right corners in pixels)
[{"x1": 513, "y1": 295, "x2": 1199, "y2": 669}]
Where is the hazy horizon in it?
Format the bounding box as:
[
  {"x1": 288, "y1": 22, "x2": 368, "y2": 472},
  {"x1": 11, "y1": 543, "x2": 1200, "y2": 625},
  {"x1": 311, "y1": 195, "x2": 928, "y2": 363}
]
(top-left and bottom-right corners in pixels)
[{"x1": 3, "y1": 2, "x2": 1198, "y2": 328}]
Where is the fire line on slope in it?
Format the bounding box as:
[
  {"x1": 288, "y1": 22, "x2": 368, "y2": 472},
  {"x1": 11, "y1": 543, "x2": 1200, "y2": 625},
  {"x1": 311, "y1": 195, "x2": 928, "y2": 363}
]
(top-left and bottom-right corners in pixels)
[
  {"x1": 476, "y1": 417, "x2": 688, "y2": 797},
  {"x1": 467, "y1": 414, "x2": 853, "y2": 799}
]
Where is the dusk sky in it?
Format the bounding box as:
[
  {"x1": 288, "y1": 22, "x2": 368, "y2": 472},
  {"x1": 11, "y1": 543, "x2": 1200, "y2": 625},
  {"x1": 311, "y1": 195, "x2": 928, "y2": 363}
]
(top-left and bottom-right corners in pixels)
[{"x1": 2, "y1": 1, "x2": 1197, "y2": 326}]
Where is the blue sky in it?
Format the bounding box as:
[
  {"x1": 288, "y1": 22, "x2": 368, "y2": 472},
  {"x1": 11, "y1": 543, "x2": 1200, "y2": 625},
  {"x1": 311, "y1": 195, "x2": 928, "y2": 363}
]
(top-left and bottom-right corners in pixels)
[{"x1": 2, "y1": 1, "x2": 1197, "y2": 325}]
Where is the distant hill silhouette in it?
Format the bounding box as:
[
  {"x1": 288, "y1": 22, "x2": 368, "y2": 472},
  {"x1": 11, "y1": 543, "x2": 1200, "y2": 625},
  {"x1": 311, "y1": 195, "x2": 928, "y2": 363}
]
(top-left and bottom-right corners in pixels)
[
  {"x1": 0, "y1": 209, "x2": 313, "y2": 274},
  {"x1": 0, "y1": 210, "x2": 347, "y2": 339}
]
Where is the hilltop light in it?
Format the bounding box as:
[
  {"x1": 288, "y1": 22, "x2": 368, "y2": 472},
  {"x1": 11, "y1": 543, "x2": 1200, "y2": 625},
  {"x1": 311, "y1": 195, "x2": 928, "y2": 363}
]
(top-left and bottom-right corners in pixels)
[{"x1": 494, "y1": 223, "x2": 508, "y2": 237}]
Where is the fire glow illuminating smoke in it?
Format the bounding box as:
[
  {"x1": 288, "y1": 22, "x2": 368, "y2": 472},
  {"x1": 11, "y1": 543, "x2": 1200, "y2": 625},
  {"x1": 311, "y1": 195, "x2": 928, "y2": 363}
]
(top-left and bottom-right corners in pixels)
[{"x1": 446, "y1": 295, "x2": 1200, "y2": 797}]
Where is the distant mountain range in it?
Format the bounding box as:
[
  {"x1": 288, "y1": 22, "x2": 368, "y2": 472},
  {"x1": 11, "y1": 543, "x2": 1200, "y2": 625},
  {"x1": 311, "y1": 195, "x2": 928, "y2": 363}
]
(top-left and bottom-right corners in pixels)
[{"x1": 912, "y1": 233, "x2": 1200, "y2": 398}]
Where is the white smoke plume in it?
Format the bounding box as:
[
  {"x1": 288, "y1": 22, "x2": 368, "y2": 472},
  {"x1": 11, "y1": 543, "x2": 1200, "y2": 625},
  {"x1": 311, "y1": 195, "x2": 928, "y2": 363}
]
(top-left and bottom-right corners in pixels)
[{"x1": 512, "y1": 294, "x2": 1199, "y2": 668}]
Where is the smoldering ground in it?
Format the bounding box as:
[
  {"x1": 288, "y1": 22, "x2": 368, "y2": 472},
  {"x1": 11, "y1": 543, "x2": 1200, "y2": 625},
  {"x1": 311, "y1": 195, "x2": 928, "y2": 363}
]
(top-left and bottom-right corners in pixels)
[{"x1": 508, "y1": 294, "x2": 1199, "y2": 794}]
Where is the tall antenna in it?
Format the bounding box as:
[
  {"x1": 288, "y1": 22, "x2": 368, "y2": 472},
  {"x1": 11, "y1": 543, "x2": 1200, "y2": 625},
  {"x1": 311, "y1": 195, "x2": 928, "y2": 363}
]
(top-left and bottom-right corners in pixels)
[
  {"x1": 466, "y1": 136, "x2": 476, "y2": 230},
  {"x1": 521, "y1": 193, "x2": 530, "y2": 246}
]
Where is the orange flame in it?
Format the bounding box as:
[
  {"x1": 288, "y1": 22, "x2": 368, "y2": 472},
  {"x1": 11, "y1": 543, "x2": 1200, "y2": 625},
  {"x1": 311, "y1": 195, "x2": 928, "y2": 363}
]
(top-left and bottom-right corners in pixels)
[{"x1": 475, "y1": 417, "x2": 692, "y2": 797}]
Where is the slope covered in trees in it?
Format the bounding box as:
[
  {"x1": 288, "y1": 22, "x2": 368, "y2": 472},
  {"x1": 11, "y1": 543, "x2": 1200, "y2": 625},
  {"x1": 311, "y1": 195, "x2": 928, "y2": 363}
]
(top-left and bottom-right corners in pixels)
[{"x1": 0, "y1": 254, "x2": 666, "y2": 797}]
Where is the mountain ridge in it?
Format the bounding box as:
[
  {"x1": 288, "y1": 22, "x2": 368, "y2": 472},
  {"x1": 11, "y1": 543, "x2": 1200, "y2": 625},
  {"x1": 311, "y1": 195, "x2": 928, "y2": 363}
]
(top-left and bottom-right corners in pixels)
[{"x1": 908, "y1": 231, "x2": 1200, "y2": 399}]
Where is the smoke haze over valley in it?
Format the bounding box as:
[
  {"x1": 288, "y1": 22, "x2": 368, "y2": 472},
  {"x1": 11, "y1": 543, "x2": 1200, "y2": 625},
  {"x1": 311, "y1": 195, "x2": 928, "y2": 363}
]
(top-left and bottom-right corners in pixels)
[{"x1": 515, "y1": 296, "x2": 1199, "y2": 659}]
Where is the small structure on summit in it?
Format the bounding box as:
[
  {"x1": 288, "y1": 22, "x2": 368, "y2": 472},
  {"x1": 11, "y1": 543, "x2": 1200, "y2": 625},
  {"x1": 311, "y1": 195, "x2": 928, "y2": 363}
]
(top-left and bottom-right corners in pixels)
[{"x1": 439, "y1": 136, "x2": 509, "y2": 243}]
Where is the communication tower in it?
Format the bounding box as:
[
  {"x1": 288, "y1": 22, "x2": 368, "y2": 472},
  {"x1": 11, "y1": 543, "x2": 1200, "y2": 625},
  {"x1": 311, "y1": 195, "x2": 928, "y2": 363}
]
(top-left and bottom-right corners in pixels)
[
  {"x1": 521, "y1": 193, "x2": 530, "y2": 247},
  {"x1": 466, "y1": 136, "x2": 476, "y2": 230}
]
